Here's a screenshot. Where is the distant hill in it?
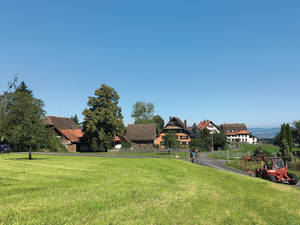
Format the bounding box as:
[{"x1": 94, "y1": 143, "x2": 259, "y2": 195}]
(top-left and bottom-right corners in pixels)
[{"x1": 248, "y1": 127, "x2": 280, "y2": 139}]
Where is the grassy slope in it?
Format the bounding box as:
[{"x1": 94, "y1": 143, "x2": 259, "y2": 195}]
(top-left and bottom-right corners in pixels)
[
  {"x1": 0, "y1": 154, "x2": 300, "y2": 225},
  {"x1": 210, "y1": 143, "x2": 279, "y2": 159}
]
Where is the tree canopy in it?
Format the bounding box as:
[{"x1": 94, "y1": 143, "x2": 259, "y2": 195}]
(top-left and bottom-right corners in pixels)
[
  {"x1": 82, "y1": 84, "x2": 125, "y2": 151},
  {"x1": 292, "y1": 120, "x2": 300, "y2": 145},
  {"x1": 276, "y1": 123, "x2": 295, "y2": 166},
  {"x1": 190, "y1": 123, "x2": 201, "y2": 139},
  {"x1": 135, "y1": 115, "x2": 165, "y2": 133},
  {"x1": 0, "y1": 79, "x2": 62, "y2": 156},
  {"x1": 71, "y1": 114, "x2": 80, "y2": 125},
  {"x1": 163, "y1": 132, "x2": 179, "y2": 149},
  {"x1": 131, "y1": 101, "x2": 154, "y2": 121}
]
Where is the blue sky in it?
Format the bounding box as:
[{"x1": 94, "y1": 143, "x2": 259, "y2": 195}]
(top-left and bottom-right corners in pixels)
[{"x1": 1, "y1": 1, "x2": 300, "y2": 128}]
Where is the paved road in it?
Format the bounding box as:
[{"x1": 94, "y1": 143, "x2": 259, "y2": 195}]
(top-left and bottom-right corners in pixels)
[
  {"x1": 195, "y1": 152, "x2": 300, "y2": 188},
  {"x1": 195, "y1": 152, "x2": 249, "y2": 175}
]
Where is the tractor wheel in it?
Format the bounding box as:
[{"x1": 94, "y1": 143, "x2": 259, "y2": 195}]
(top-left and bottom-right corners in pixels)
[
  {"x1": 288, "y1": 173, "x2": 298, "y2": 185},
  {"x1": 268, "y1": 174, "x2": 277, "y2": 183}
]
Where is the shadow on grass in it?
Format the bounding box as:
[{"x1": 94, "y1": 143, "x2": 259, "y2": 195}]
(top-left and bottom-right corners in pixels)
[{"x1": 4, "y1": 157, "x2": 48, "y2": 161}]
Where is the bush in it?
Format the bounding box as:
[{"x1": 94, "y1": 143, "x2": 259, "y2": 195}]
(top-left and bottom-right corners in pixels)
[
  {"x1": 41, "y1": 134, "x2": 66, "y2": 152},
  {"x1": 122, "y1": 142, "x2": 132, "y2": 149},
  {"x1": 189, "y1": 138, "x2": 208, "y2": 151},
  {"x1": 153, "y1": 144, "x2": 159, "y2": 148}
]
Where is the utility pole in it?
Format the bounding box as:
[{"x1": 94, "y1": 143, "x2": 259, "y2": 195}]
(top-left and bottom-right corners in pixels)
[{"x1": 211, "y1": 132, "x2": 214, "y2": 151}]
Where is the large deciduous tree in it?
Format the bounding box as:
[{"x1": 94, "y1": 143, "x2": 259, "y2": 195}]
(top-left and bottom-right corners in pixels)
[
  {"x1": 82, "y1": 84, "x2": 125, "y2": 152},
  {"x1": 131, "y1": 101, "x2": 154, "y2": 121}
]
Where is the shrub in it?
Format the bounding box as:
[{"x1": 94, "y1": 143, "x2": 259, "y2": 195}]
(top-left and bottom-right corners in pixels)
[
  {"x1": 122, "y1": 142, "x2": 132, "y2": 149},
  {"x1": 153, "y1": 144, "x2": 159, "y2": 148}
]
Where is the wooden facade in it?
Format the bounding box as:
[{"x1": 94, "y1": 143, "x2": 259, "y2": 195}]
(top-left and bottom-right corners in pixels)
[{"x1": 155, "y1": 117, "x2": 191, "y2": 147}]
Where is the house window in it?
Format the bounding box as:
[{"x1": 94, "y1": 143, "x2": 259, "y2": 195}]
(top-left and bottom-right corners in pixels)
[{"x1": 180, "y1": 135, "x2": 188, "y2": 139}]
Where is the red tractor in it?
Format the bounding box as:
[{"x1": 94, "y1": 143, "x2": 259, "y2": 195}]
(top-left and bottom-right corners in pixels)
[{"x1": 255, "y1": 157, "x2": 298, "y2": 185}]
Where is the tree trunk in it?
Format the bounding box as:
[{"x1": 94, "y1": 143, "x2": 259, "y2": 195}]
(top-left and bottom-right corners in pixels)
[{"x1": 28, "y1": 146, "x2": 32, "y2": 160}]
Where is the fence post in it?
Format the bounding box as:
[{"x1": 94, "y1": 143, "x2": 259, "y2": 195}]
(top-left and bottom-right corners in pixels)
[{"x1": 226, "y1": 148, "x2": 229, "y2": 163}]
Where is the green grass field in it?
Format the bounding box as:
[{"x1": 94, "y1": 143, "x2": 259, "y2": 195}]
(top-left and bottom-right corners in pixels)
[
  {"x1": 1, "y1": 154, "x2": 300, "y2": 225},
  {"x1": 65, "y1": 150, "x2": 189, "y2": 159}
]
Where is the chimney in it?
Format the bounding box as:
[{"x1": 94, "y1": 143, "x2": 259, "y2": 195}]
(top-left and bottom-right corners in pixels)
[
  {"x1": 184, "y1": 120, "x2": 187, "y2": 127},
  {"x1": 169, "y1": 116, "x2": 172, "y2": 121}
]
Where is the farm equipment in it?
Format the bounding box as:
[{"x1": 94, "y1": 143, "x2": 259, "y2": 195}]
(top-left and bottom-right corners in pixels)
[
  {"x1": 255, "y1": 157, "x2": 298, "y2": 185},
  {"x1": 240, "y1": 149, "x2": 298, "y2": 185}
]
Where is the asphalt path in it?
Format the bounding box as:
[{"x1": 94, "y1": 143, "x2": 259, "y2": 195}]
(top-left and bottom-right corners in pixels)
[{"x1": 195, "y1": 152, "x2": 249, "y2": 175}]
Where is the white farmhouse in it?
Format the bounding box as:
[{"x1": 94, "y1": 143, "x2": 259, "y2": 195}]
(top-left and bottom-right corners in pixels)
[{"x1": 221, "y1": 123, "x2": 257, "y2": 144}]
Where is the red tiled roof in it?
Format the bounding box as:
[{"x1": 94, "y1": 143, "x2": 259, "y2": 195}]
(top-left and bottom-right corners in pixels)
[
  {"x1": 226, "y1": 130, "x2": 250, "y2": 135},
  {"x1": 44, "y1": 116, "x2": 84, "y2": 143},
  {"x1": 197, "y1": 121, "x2": 211, "y2": 130},
  {"x1": 58, "y1": 128, "x2": 83, "y2": 143}
]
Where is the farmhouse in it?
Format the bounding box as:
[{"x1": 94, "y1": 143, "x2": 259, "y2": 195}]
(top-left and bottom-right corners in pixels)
[
  {"x1": 155, "y1": 117, "x2": 192, "y2": 147},
  {"x1": 44, "y1": 116, "x2": 83, "y2": 152},
  {"x1": 221, "y1": 123, "x2": 257, "y2": 144},
  {"x1": 197, "y1": 120, "x2": 220, "y2": 134},
  {"x1": 125, "y1": 124, "x2": 157, "y2": 147}
]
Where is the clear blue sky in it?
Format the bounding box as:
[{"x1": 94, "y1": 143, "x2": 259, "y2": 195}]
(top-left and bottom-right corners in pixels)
[{"x1": 1, "y1": 1, "x2": 300, "y2": 128}]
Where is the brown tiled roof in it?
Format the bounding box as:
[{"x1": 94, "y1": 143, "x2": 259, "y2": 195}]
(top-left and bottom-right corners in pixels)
[
  {"x1": 44, "y1": 116, "x2": 83, "y2": 143},
  {"x1": 164, "y1": 117, "x2": 191, "y2": 134},
  {"x1": 221, "y1": 123, "x2": 249, "y2": 135},
  {"x1": 126, "y1": 124, "x2": 157, "y2": 141}
]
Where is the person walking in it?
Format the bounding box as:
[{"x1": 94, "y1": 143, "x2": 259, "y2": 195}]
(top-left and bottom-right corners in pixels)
[{"x1": 190, "y1": 150, "x2": 195, "y2": 163}]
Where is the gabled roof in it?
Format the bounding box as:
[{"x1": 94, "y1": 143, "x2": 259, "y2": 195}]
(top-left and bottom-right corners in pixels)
[
  {"x1": 126, "y1": 124, "x2": 157, "y2": 141},
  {"x1": 164, "y1": 117, "x2": 191, "y2": 134},
  {"x1": 197, "y1": 121, "x2": 211, "y2": 130},
  {"x1": 198, "y1": 120, "x2": 219, "y2": 131},
  {"x1": 221, "y1": 123, "x2": 250, "y2": 135},
  {"x1": 44, "y1": 116, "x2": 83, "y2": 143}
]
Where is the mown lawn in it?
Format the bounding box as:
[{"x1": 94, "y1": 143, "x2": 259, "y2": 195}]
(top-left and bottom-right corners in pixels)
[
  {"x1": 1, "y1": 154, "x2": 300, "y2": 225},
  {"x1": 65, "y1": 150, "x2": 189, "y2": 160}
]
